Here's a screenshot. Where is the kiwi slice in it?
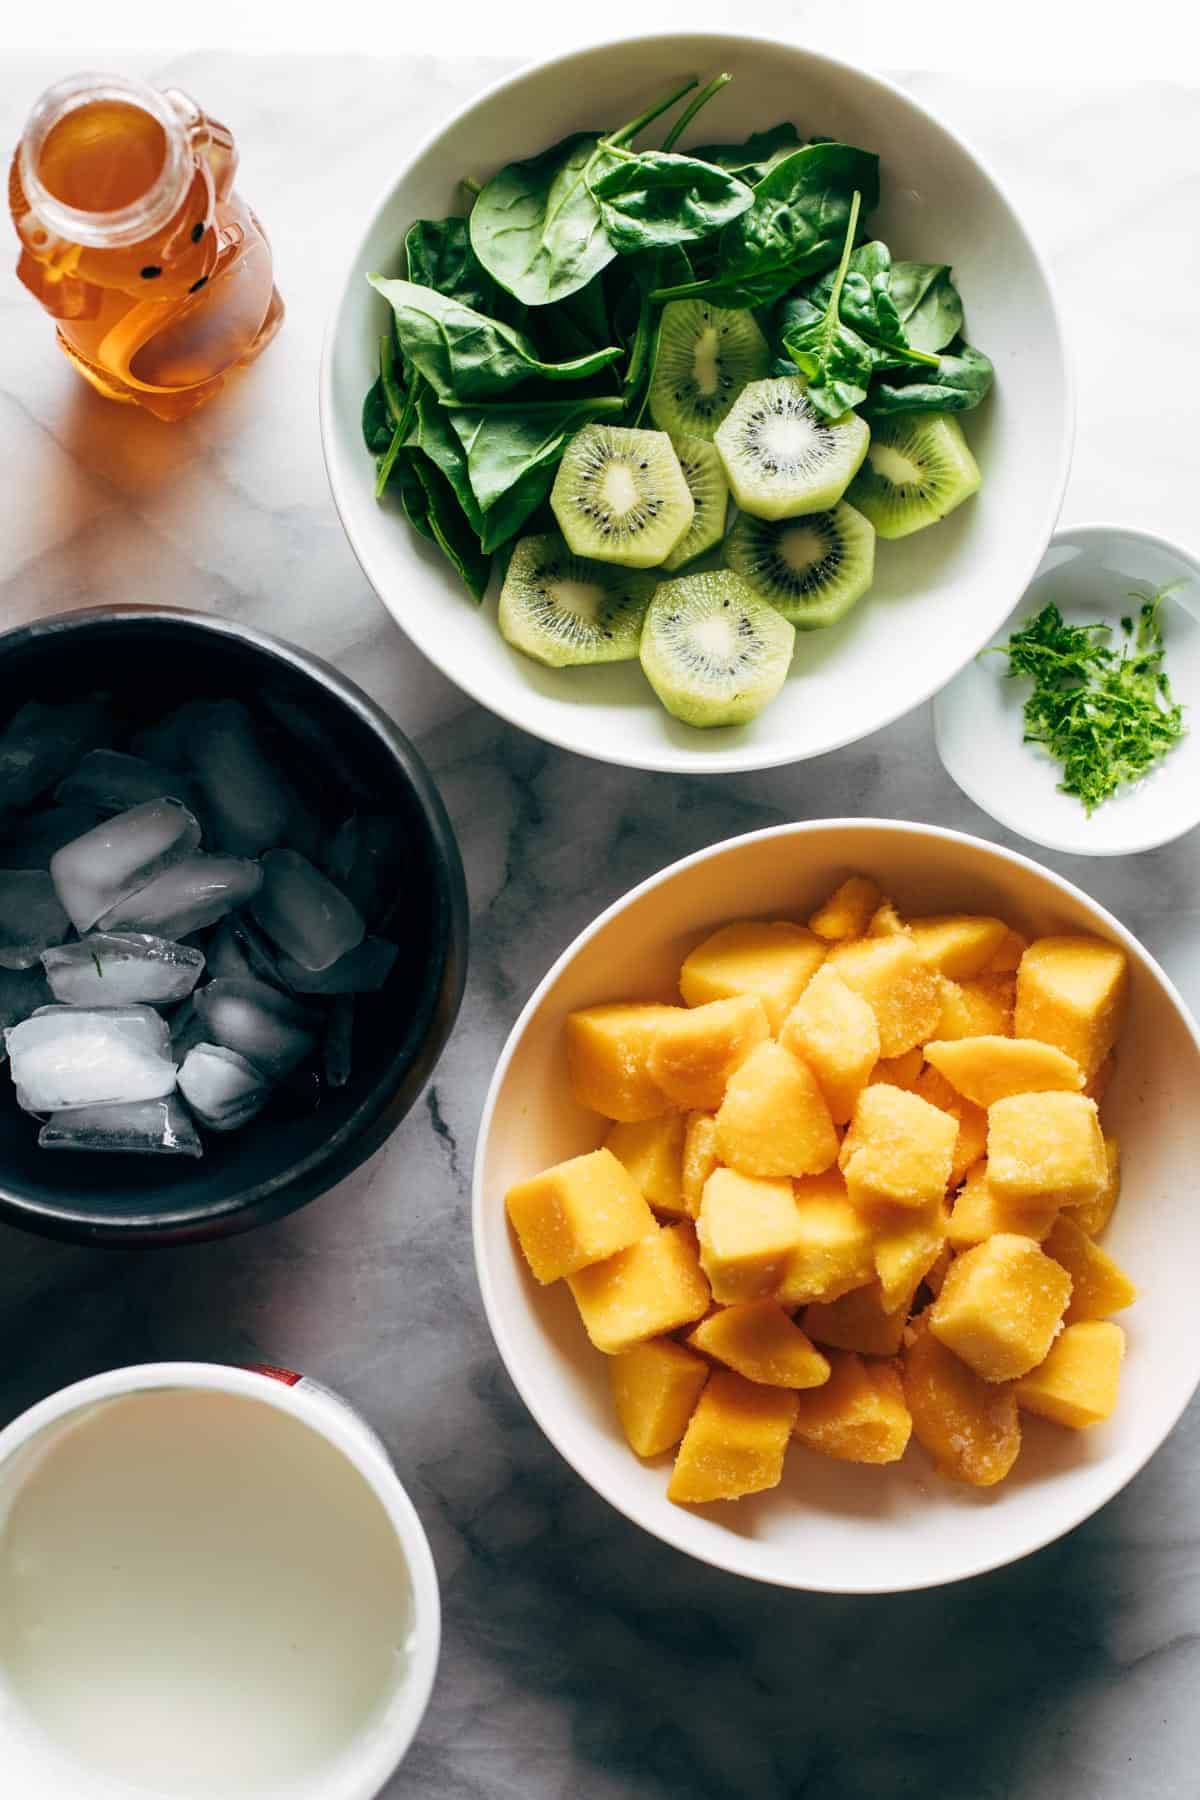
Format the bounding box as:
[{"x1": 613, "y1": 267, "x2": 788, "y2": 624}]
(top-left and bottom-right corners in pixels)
[
  {"x1": 639, "y1": 570, "x2": 795, "y2": 729},
  {"x1": 498, "y1": 532, "x2": 655, "y2": 668},
  {"x1": 714, "y1": 376, "x2": 869, "y2": 521},
  {"x1": 725, "y1": 502, "x2": 876, "y2": 629},
  {"x1": 661, "y1": 435, "x2": 730, "y2": 572},
  {"x1": 847, "y1": 413, "x2": 981, "y2": 539},
  {"x1": 649, "y1": 301, "x2": 770, "y2": 440},
  {"x1": 551, "y1": 424, "x2": 694, "y2": 568}
]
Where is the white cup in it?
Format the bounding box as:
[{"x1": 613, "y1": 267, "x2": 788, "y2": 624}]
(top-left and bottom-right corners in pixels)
[{"x1": 0, "y1": 1362, "x2": 440, "y2": 1799}]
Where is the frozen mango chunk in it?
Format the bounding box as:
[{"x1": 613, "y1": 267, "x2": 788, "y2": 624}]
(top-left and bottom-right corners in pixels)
[
  {"x1": 780, "y1": 964, "x2": 880, "y2": 1125},
  {"x1": 715, "y1": 1039, "x2": 839, "y2": 1179},
  {"x1": 840, "y1": 1084, "x2": 957, "y2": 1209},
  {"x1": 697, "y1": 1167, "x2": 801, "y2": 1303},
  {"x1": 935, "y1": 974, "x2": 1015, "y2": 1041},
  {"x1": 568, "y1": 1223, "x2": 710, "y2": 1354},
  {"x1": 987, "y1": 1091, "x2": 1107, "y2": 1208},
  {"x1": 679, "y1": 921, "x2": 825, "y2": 1032},
  {"x1": 904, "y1": 1310, "x2": 1021, "y2": 1486},
  {"x1": 1065, "y1": 1133, "x2": 1121, "y2": 1238},
  {"x1": 566, "y1": 1003, "x2": 677, "y2": 1122},
  {"x1": 871, "y1": 1202, "x2": 948, "y2": 1312},
  {"x1": 775, "y1": 1170, "x2": 876, "y2": 1307},
  {"x1": 1014, "y1": 1321, "x2": 1125, "y2": 1429},
  {"x1": 930, "y1": 1233, "x2": 1072, "y2": 1381},
  {"x1": 947, "y1": 1159, "x2": 1059, "y2": 1250},
  {"x1": 913, "y1": 1063, "x2": 988, "y2": 1188},
  {"x1": 867, "y1": 899, "x2": 907, "y2": 937},
  {"x1": 826, "y1": 933, "x2": 941, "y2": 1056},
  {"x1": 668, "y1": 1369, "x2": 798, "y2": 1503},
  {"x1": 609, "y1": 1337, "x2": 709, "y2": 1457},
  {"x1": 505, "y1": 1147, "x2": 656, "y2": 1284},
  {"x1": 791, "y1": 1351, "x2": 911, "y2": 1465},
  {"x1": 808, "y1": 875, "x2": 882, "y2": 942},
  {"x1": 1014, "y1": 935, "x2": 1129, "y2": 1078},
  {"x1": 687, "y1": 1300, "x2": 831, "y2": 1389},
  {"x1": 907, "y1": 914, "x2": 1010, "y2": 979},
  {"x1": 605, "y1": 1113, "x2": 687, "y2": 1218},
  {"x1": 981, "y1": 927, "x2": 1028, "y2": 974},
  {"x1": 645, "y1": 994, "x2": 770, "y2": 1112},
  {"x1": 804, "y1": 1281, "x2": 908, "y2": 1356},
  {"x1": 1043, "y1": 1214, "x2": 1137, "y2": 1323},
  {"x1": 924, "y1": 1035, "x2": 1084, "y2": 1107},
  {"x1": 868, "y1": 1047, "x2": 925, "y2": 1090},
  {"x1": 680, "y1": 1111, "x2": 720, "y2": 1218}
]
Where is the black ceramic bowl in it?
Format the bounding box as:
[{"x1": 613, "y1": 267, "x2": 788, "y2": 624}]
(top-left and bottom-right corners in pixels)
[{"x1": 0, "y1": 607, "x2": 468, "y2": 1247}]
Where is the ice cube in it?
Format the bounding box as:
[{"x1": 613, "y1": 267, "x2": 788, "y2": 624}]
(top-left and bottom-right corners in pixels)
[
  {"x1": 275, "y1": 936, "x2": 397, "y2": 995},
  {"x1": 0, "y1": 870, "x2": 70, "y2": 969},
  {"x1": 323, "y1": 996, "x2": 354, "y2": 1089},
  {"x1": 323, "y1": 816, "x2": 405, "y2": 927},
  {"x1": 178, "y1": 1042, "x2": 270, "y2": 1131},
  {"x1": 39, "y1": 1095, "x2": 202, "y2": 1157},
  {"x1": 169, "y1": 996, "x2": 207, "y2": 1064},
  {"x1": 192, "y1": 977, "x2": 319, "y2": 1079},
  {"x1": 251, "y1": 850, "x2": 364, "y2": 973},
  {"x1": 0, "y1": 696, "x2": 111, "y2": 811},
  {"x1": 96, "y1": 853, "x2": 262, "y2": 937},
  {"x1": 42, "y1": 933, "x2": 204, "y2": 1007},
  {"x1": 50, "y1": 797, "x2": 202, "y2": 934},
  {"x1": 206, "y1": 916, "x2": 289, "y2": 990},
  {"x1": 186, "y1": 700, "x2": 297, "y2": 857},
  {"x1": 0, "y1": 805, "x2": 106, "y2": 869},
  {"x1": 55, "y1": 749, "x2": 197, "y2": 817},
  {"x1": 6, "y1": 1005, "x2": 176, "y2": 1112},
  {"x1": 0, "y1": 966, "x2": 53, "y2": 1036},
  {"x1": 128, "y1": 701, "x2": 213, "y2": 768}
]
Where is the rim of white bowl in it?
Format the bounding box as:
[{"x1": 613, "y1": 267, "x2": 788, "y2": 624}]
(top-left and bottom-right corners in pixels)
[
  {"x1": 471, "y1": 818, "x2": 1200, "y2": 1592},
  {"x1": 935, "y1": 519, "x2": 1200, "y2": 858},
  {"x1": 320, "y1": 30, "x2": 1077, "y2": 775}
]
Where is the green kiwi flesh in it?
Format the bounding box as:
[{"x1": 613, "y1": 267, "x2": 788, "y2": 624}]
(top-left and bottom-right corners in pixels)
[
  {"x1": 714, "y1": 376, "x2": 869, "y2": 520},
  {"x1": 725, "y1": 502, "x2": 876, "y2": 629},
  {"x1": 649, "y1": 301, "x2": 770, "y2": 441},
  {"x1": 662, "y1": 435, "x2": 730, "y2": 572},
  {"x1": 551, "y1": 425, "x2": 694, "y2": 568},
  {"x1": 639, "y1": 569, "x2": 795, "y2": 729},
  {"x1": 847, "y1": 412, "x2": 981, "y2": 539},
  {"x1": 498, "y1": 532, "x2": 655, "y2": 667}
]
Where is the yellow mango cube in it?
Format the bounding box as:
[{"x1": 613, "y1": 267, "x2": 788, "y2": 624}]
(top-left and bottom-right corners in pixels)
[
  {"x1": 697, "y1": 1168, "x2": 801, "y2": 1302},
  {"x1": 804, "y1": 1282, "x2": 908, "y2": 1356},
  {"x1": 565, "y1": 1003, "x2": 677, "y2": 1122},
  {"x1": 791, "y1": 1352, "x2": 911, "y2": 1465},
  {"x1": 935, "y1": 974, "x2": 1015, "y2": 1040},
  {"x1": 839, "y1": 1084, "x2": 958, "y2": 1209},
  {"x1": 826, "y1": 933, "x2": 941, "y2": 1056},
  {"x1": 779, "y1": 964, "x2": 880, "y2": 1125},
  {"x1": 867, "y1": 1047, "x2": 925, "y2": 1090},
  {"x1": 913, "y1": 1063, "x2": 988, "y2": 1187},
  {"x1": 679, "y1": 921, "x2": 825, "y2": 1032},
  {"x1": 568, "y1": 1223, "x2": 711, "y2": 1354},
  {"x1": 645, "y1": 994, "x2": 771, "y2": 1113},
  {"x1": 808, "y1": 875, "x2": 882, "y2": 942},
  {"x1": 923, "y1": 1035, "x2": 1084, "y2": 1107},
  {"x1": 871, "y1": 1203, "x2": 948, "y2": 1312},
  {"x1": 775, "y1": 1170, "x2": 876, "y2": 1307},
  {"x1": 867, "y1": 899, "x2": 907, "y2": 937},
  {"x1": 1014, "y1": 1320, "x2": 1125, "y2": 1429},
  {"x1": 1065, "y1": 1134, "x2": 1121, "y2": 1238},
  {"x1": 906, "y1": 914, "x2": 1010, "y2": 978},
  {"x1": 987, "y1": 1091, "x2": 1107, "y2": 1208},
  {"x1": 604, "y1": 1113, "x2": 687, "y2": 1218},
  {"x1": 609, "y1": 1337, "x2": 709, "y2": 1457},
  {"x1": 680, "y1": 1111, "x2": 720, "y2": 1218},
  {"x1": 1014, "y1": 935, "x2": 1129, "y2": 1077},
  {"x1": 505, "y1": 1147, "x2": 657, "y2": 1284},
  {"x1": 903, "y1": 1310, "x2": 1021, "y2": 1486},
  {"x1": 715, "y1": 1039, "x2": 839, "y2": 1179},
  {"x1": 668, "y1": 1369, "x2": 798, "y2": 1503},
  {"x1": 947, "y1": 1160, "x2": 1059, "y2": 1250},
  {"x1": 930, "y1": 1233, "x2": 1072, "y2": 1381},
  {"x1": 981, "y1": 927, "x2": 1029, "y2": 974},
  {"x1": 1043, "y1": 1214, "x2": 1137, "y2": 1323},
  {"x1": 686, "y1": 1300, "x2": 831, "y2": 1389}
]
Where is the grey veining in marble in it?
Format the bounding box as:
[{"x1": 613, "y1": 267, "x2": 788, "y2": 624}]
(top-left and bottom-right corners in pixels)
[{"x1": 2, "y1": 50, "x2": 1200, "y2": 1800}]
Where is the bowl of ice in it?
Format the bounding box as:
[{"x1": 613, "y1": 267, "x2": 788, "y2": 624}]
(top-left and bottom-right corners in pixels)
[{"x1": 0, "y1": 607, "x2": 468, "y2": 1245}]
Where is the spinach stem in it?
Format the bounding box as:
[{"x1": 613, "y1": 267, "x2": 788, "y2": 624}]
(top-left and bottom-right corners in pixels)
[
  {"x1": 379, "y1": 333, "x2": 406, "y2": 426},
  {"x1": 661, "y1": 72, "x2": 732, "y2": 153},
  {"x1": 375, "y1": 335, "x2": 418, "y2": 499},
  {"x1": 826, "y1": 189, "x2": 861, "y2": 316},
  {"x1": 460, "y1": 176, "x2": 482, "y2": 198},
  {"x1": 608, "y1": 77, "x2": 698, "y2": 149}
]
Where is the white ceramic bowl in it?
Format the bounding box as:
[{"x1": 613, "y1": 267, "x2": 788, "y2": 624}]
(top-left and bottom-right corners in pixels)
[
  {"x1": 322, "y1": 32, "x2": 1073, "y2": 774},
  {"x1": 935, "y1": 522, "x2": 1200, "y2": 856},
  {"x1": 473, "y1": 820, "x2": 1200, "y2": 1592}
]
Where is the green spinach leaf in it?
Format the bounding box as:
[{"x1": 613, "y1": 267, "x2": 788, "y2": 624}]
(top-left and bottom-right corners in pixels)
[
  {"x1": 405, "y1": 381, "x2": 485, "y2": 534},
  {"x1": 587, "y1": 147, "x2": 753, "y2": 254},
  {"x1": 888, "y1": 261, "x2": 964, "y2": 354},
  {"x1": 362, "y1": 376, "x2": 392, "y2": 455},
  {"x1": 866, "y1": 341, "x2": 994, "y2": 416},
  {"x1": 447, "y1": 395, "x2": 625, "y2": 516},
  {"x1": 404, "y1": 217, "x2": 496, "y2": 313},
  {"x1": 690, "y1": 123, "x2": 801, "y2": 184},
  {"x1": 778, "y1": 192, "x2": 876, "y2": 417},
  {"x1": 405, "y1": 453, "x2": 491, "y2": 601}
]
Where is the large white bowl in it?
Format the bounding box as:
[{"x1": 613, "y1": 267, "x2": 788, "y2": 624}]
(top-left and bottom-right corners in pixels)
[
  {"x1": 473, "y1": 821, "x2": 1200, "y2": 1592},
  {"x1": 322, "y1": 32, "x2": 1073, "y2": 774}
]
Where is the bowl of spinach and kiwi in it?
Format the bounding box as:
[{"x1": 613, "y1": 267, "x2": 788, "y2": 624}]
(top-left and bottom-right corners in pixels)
[{"x1": 321, "y1": 31, "x2": 1072, "y2": 774}]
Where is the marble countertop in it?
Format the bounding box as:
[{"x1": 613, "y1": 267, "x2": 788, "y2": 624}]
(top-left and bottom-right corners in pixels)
[{"x1": 3, "y1": 50, "x2": 1200, "y2": 1800}]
